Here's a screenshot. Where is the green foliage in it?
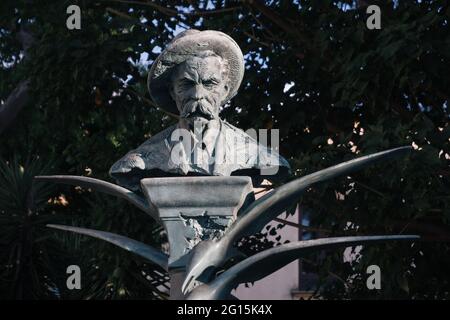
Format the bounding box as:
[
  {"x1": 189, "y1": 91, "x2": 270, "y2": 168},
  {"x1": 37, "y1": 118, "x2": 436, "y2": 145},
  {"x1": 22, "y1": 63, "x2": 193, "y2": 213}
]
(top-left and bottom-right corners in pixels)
[
  {"x1": 0, "y1": 157, "x2": 64, "y2": 299},
  {"x1": 1, "y1": 0, "x2": 449, "y2": 299}
]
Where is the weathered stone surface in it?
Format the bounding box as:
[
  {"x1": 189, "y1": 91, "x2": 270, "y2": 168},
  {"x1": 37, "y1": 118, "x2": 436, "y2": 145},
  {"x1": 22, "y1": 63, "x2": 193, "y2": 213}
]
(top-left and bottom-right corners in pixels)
[{"x1": 140, "y1": 176, "x2": 254, "y2": 269}]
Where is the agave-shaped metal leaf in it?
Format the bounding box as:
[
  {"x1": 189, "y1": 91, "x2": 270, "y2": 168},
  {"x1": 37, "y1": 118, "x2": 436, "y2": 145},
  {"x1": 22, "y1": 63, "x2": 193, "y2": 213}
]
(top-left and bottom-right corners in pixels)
[
  {"x1": 48, "y1": 224, "x2": 168, "y2": 271},
  {"x1": 182, "y1": 146, "x2": 413, "y2": 294},
  {"x1": 187, "y1": 235, "x2": 419, "y2": 300},
  {"x1": 227, "y1": 146, "x2": 412, "y2": 240},
  {"x1": 35, "y1": 175, "x2": 159, "y2": 222}
]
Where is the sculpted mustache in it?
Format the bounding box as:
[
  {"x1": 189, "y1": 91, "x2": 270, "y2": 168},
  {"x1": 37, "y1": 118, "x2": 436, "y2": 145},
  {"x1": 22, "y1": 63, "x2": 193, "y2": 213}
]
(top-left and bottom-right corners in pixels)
[{"x1": 181, "y1": 100, "x2": 214, "y2": 119}]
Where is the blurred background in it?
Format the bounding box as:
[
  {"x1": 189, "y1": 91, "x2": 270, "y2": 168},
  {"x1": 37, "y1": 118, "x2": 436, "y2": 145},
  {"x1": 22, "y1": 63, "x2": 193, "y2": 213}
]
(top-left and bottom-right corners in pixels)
[{"x1": 0, "y1": 0, "x2": 449, "y2": 299}]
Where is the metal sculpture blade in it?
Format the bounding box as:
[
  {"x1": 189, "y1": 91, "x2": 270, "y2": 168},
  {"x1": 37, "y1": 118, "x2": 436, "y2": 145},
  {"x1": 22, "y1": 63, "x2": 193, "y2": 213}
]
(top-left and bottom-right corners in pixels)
[
  {"x1": 187, "y1": 235, "x2": 419, "y2": 300},
  {"x1": 35, "y1": 175, "x2": 159, "y2": 222},
  {"x1": 182, "y1": 146, "x2": 412, "y2": 294},
  {"x1": 228, "y1": 146, "x2": 412, "y2": 240},
  {"x1": 47, "y1": 224, "x2": 168, "y2": 271}
]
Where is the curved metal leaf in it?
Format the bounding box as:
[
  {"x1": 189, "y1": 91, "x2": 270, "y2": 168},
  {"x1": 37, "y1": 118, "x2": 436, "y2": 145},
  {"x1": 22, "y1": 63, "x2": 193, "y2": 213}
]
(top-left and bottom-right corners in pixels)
[
  {"x1": 187, "y1": 235, "x2": 419, "y2": 300},
  {"x1": 226, "y1": 146, "x2": 412, "y2": 244},
  {"x1": 47, "y1": 224, "x2": 168, "y2": 271},
  {"x1": 35, "y1": 175, "x2": 159, "y2": 222},
  {"x1": 182, "y1": 146, "x2": 413, "y2": 294}
]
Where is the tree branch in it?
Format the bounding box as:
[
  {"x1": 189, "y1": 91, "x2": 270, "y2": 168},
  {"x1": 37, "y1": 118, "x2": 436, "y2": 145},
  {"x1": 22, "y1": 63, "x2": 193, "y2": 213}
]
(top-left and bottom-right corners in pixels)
[
  {"x1": 101, "y1": 0, "x2": 178, "y2": 16},
  {"x1": 244, "y1": 0, "x2": 307, "y2": 59},
  {"x1": 105, "y1": 7, "x2": 149, "y2": 28},
  {"x1": 244, "y1": 0, "x2": 306, "y2": 41},
  {"x1": 125, "y1": 88, "x2": 180, "y2": 120},
  {"x1": 0, "y1": 80, "x2": 30, "y2": 135},
  {"x1": 101, "y1": 0, "x2": 240, "y2": 17}
]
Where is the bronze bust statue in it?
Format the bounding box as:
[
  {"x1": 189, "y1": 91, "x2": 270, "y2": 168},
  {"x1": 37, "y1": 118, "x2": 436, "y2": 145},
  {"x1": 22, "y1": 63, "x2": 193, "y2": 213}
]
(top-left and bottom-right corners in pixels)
[
  {"x1": 36, "y1": 29, "x2": 418, "y2": 300},
  {"x1": 109, "y1": 30, "x2": 291, "y2": 191}
]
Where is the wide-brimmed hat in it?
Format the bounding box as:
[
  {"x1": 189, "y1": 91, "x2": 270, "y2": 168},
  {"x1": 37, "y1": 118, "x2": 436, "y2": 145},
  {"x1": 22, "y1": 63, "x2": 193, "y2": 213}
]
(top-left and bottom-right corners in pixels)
[{"x1": 147, "y1": 29, "x2": 245, "y2": 115}]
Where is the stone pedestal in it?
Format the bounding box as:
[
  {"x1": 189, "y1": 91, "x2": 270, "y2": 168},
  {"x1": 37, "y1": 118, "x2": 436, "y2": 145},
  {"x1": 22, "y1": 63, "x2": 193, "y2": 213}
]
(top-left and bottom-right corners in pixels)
[{"x1": 140, "y1": 176, "x2": 254, "y2": 270}]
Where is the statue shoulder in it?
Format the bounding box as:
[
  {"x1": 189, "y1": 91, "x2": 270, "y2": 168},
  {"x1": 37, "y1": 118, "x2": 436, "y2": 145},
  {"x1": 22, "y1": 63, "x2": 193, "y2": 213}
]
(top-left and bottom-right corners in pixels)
[
  {"x1": 136, "y1": 124, "x2": 177, "y2": 150},
  {"x1": 220, "y1": 120, "x2": 257, "y2": 143},
  {"x1": 219, "y1": 119, "x2": 291, "y2": 176},
  {"x1": 109, "y1": 124, "x2": 177, "y2": 175}
]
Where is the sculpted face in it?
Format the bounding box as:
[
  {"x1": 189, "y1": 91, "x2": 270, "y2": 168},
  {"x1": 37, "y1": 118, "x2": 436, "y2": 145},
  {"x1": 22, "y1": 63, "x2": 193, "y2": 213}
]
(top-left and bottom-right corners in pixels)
[{"x1": 170, "y1": 54, "x2": 229, "y2": 123}]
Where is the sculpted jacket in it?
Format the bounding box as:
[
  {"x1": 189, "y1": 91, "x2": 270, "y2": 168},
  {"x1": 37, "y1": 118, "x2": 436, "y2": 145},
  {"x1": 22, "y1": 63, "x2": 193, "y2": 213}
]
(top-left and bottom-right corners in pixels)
[{"x1": 109, "y1": 120, "x2": 291, "y2": 191}]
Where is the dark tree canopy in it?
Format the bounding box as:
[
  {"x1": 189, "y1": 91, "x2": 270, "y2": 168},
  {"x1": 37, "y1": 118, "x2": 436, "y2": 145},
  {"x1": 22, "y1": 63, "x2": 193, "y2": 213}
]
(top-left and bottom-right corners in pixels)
[{"x1": 0, "y1": 0, "x2": 449, "y2": 299}]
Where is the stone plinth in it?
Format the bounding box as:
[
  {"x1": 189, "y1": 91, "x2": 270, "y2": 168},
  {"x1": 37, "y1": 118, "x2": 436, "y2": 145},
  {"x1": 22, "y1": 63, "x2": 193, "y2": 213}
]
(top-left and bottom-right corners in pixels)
[{"x1": 140, "y1": 176, "x2": 254, "y2": 269}]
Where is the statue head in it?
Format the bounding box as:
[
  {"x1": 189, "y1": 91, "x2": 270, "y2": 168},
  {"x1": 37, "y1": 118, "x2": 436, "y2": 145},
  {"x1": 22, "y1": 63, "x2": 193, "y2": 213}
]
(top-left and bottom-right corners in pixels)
[
  {"x1": 169, "y1": 50, "x2": 230, "y2": 124},
  {"x1": 108, "y1": 29, "x2": 292, "y2": 191},
  {"x1": 147, "y1": 30, "x2": 244, "y2": 119}
]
